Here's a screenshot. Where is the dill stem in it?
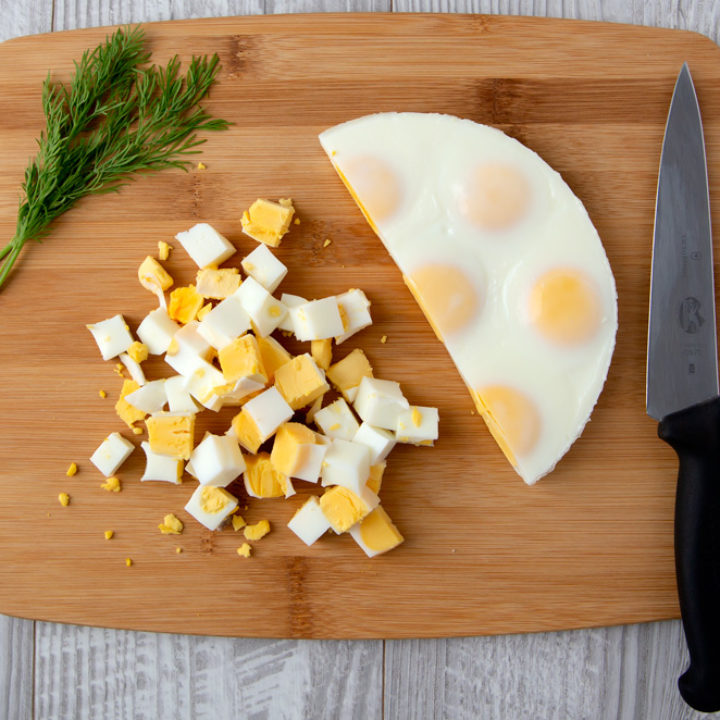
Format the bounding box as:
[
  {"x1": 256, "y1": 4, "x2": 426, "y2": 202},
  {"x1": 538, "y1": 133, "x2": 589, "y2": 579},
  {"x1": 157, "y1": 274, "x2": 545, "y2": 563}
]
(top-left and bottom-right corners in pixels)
[{"x1": 0, "y1": 243, "x2": 22, "y2": 288}]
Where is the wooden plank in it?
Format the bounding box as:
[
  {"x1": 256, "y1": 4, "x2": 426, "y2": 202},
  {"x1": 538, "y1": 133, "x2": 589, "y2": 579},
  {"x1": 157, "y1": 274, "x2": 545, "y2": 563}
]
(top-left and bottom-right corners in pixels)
[{"x1": 1, "y1": 12, "x2": 720, "y2": 640}]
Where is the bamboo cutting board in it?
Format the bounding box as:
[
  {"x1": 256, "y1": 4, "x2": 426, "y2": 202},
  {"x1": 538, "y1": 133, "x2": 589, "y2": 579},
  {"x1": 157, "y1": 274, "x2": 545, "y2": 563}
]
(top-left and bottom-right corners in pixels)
[{"x1": 1, "y1": 14, "x2": 719, "y2": 639}]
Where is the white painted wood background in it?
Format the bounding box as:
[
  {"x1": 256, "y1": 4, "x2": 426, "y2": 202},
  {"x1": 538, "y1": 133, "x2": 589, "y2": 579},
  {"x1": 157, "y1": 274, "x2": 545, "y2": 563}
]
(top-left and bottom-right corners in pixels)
[{"x1": 1, "y1": 1, "x2": 718, "y2": 718}]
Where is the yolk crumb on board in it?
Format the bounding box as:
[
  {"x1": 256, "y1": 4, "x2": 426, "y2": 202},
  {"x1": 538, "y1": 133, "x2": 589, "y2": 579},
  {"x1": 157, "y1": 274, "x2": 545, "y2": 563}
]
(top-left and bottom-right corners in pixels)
[
  {"x1": 237, "y1": 543, "x2": 252, "y2": 558},
  {"x1": 243, "y1": 520, "x2": 270, "y2": 541},
  {"x1": 104, "y1": 530, "x2": 114, "y2": 540},
  {"x1": 58, "y1": 492, "x2": 70, "y2": 506},
  {"x1": 232, "y1": 514, "x2": 247, "y2": 532},
  {"x1": 99, "y1": 389, "x2": 107, "y2": 398},
  {"x1": 323, "y1": 238, "x2": 332, "y2": 248},
  {"x1": 66, "y1": 462, "x2": 78, "y2": 477},
  {"x1": 125, "y1": 557, "x2": 133, "y2": 567},
  {"x1": 380, "y1": 335, "x2": 388, "y2": 344},
  {"x1": 158, "y1": 513, "x2": 184, "y2": 535},
  {"x1": 101, "y1": 476, "x2": 121, "y2": 492}
]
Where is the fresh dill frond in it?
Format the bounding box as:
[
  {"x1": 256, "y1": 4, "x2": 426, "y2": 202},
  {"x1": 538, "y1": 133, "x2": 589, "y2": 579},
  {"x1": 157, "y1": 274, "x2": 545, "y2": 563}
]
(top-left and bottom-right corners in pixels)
[{"x1": 0, "y1": 25, "x2": 230, "y2": 290}]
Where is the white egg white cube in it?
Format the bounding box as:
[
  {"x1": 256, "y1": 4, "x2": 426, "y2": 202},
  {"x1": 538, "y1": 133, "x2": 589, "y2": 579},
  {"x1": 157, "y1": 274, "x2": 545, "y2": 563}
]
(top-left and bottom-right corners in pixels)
[
  {"x1": 188, "y1": 433, "x2": 246, "y2": 487},
  {"x1": 241, "y1": 243, "x2": 288, "y2": 293},
  {"x1": 163, "y1": 322, "x2": 214, "y2": 378},
  {"x1": 243, "y1": 386, "x2": 293, "y2": 441},
  {"x1": 184, "y1": 484, "x2": 238, "y2": 531},
  {"x1": 125, "y1": 379, "x2": 167, "y2": 413},
  {"x1": 184, "y1": 362, "x2": 227, "y2": 411},
  {"x1": 334, "y1": 289, "x2": 372, "y2": 344},
  {"x1": 86, "y1": 314, "x2": 134, "y2": 361},
  {"x1": 90, "y1": 432, "x2": 135, "y2": 477},
  {"x1": 175, "y1": 222, "x2": 236, "y2": 269},
  {"x1": 119, "y1": 352, "x2": 146, "y2": 386},
  {"x1": 196, "y1": 294, "x2": 251, "y2": 350},
  {"x1": 292, "y1": 297, "x2": 344, "y2": 341},
  {"x1": 395, "y1": 406, "x2": 440, "y2": 445},
  {"x1": 287, "y1": 496, "x2": 332, "y2": 546},
  {"x1": 164, "y1": 375, "x2": 200, "y2": 413},
  {"x1": 140, "y1": 441, "x2": 183, "y2": 484},
  {"x1": 353, "y1": 422, "x2": 396, "y2": 463},
  {"x1": 137, "y1": 308, "x2": 180, "y2": 355},
  {"x1": 233, "y1": 277, "x2": 287, "y2": 337},
  {"x1": 313, "y1": 398, "x2": 359, "y2": 441},
  {"x1": 292, "y1": 434, "x2": 331, "y2": 483},
  {"x1": 320, "y1": 438, "x2": 372, "y2": 492},
  {"x1": 353, "y1": 377, "x2": 410, "y2": 430},
  {"x1": 278, "y1": 293, "x2": 306, "y2": 332}
]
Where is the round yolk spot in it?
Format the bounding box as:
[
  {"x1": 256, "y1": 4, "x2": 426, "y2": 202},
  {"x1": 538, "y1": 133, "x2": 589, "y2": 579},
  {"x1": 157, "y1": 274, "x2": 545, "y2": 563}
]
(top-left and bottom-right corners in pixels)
[
  {"x1": 474, "y1": 385, "x2": 541, "y2": 463},
  {"x1": 529, "y1": 268, "x2": 602, "y2": 345},
  {"x1": 405, "y1": 264, "x2": 480, "y2": 339},
  {"x1": 336, "y1": 155, "x2": 402, "y2": 225},
  {"x1": 458, "y1": 164, "x2": 530, "y2": 230}
]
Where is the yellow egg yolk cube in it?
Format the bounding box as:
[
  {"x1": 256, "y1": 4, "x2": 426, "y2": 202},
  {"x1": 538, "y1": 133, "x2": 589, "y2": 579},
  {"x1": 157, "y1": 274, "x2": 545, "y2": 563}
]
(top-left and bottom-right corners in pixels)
[
  {"x1": 327, "y1": 348, "x2": 373, "y2": 396},
  {"x1": 358, "y1": 506, "x2": 404, "y2": 553},
  {"x1": 311, "y1": 338, "x2": 332, "y2": 370},
  {"x1": 270, "y1": 422, "x2": 317, "y2": 476},
  {"x1": 231, "y1": 408, "x2": 264, "y2": 454},
  {"x1": 115, "y1": 379, "x2": 147, "y2": 428},
  {"x1": 320, "y1": 486, "x2": 371, "y2": 533},
  {"x1": 158, "y1": 513, "x2": 184, "y2": 534},
  {"x1": 146, "y1": 413, "x2": 195, "y2": 460},
  {"x1": 168, "y1": 285, "x2": 204, "y2": 324},
  {"x1": 366, "y1": 461, "x2": 386, "y2": 495},
  {"x1": 274, "y1": 354, "x2": 329, "y2": 411},
  {"x1": 219, "y1": 334, "x2": 268, "y2": 383},
  {"x1": 241, "y1": 198, "x2": 295, "y2": 247},
  {"x1": 200, "y1": 486, "x2": 235, "y2": 514},
  {"x1": 127, "y1": 341, "x2": 149, "y2": 364},
  {"x1": 244, "y1": 453, "x2": 288, "y2": 498},
  {"x1": 138, "y1": 255, "x2": 173, "y2": 292},
  {"x1": 243, "y1": 519, "x2": 271, "y2": 541},
  {"x1": 256, "y1": 336, "x2": 292, "y2": 382}
]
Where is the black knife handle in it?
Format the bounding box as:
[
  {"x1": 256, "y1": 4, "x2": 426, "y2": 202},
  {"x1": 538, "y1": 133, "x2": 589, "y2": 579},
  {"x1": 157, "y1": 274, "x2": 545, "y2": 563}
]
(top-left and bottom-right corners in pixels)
[{"x1": 659, "y1": 395, "x2": 720, "y2": 712}]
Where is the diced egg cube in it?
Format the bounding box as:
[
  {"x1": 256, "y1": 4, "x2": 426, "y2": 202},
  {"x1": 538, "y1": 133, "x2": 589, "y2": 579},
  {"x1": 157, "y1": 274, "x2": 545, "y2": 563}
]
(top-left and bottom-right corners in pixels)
[
  {"x1": 349, "y1": 506, "x2": 404, "y2": 557},
  {"x1": 164, "y1": 375, "x2": 200, "y2": 413},
  {"x1": 256, "y1": 336, "x2": 292, "y2": 382},
  {"x1": 314, "y1": 398, "x2": 359, "y2": 441},
  {"x1": 189, "y1": 433, "x2": 246, "y2": 487},
  {"x1": 241, "y1": 198, "x2": 295, "y2": 247},
  {"x1": 353, "y1": 422, "x2": 396, "y2": 463},
  {"x1": 319, "y1": 484, "x2": 379, "y2": 534},
  {"x1": 231, "y1": 408, "x2": 264, "y2": 454},
  {"x1": 273, "y1": 353, "x2": 329, "y2": 410},
  {"x1": 196, "y1": 267, "x2": 241, "y2": 299},
  {"x1": 353, "y1": 377, "x2": 409, "y2": 431},
  {"x1": 119, "y1": 352, "x2": 146, "y2": 386},
  {"x1": 184, "y1": 362, "x2": 227, "y2": 411},
  {"x1": 244, "y1": 453, "x2": 294, "y2": 498},
  {"x1": 138, "y1": 256, "x2": 173, "y2": 293},
  {"x1": 184, "y1": 485, "x2": 238, "y2": 531},
  {"x1": 137, "y1": 308, "x2": 180, "y2": 355},
  {"x1": 146, "y1": 412, "x2": 195, "y2": 459},
  {"x1": 241, "y1": 243, "x2": 288, "y2": 293},
  {"x1": 311, "y1": 338, "x2": 332, "y2": 371},
  {"x1": 124, "y1": 379, "x2": 167, "y2": 413},
  {"x1": 287, "y1": 496, "x2": 332, "y2": 546},
  {"x1": 86, "y1": 314, "x2": 134, "y2": 361},
  {"x1": 320, "y1": 438, "x2": 372, "y2": 493},
  {"x1": 291, "y1": 297, "x2": 344, "y2": 341},
  {"x1": 215, "y1": 376, "x2": 266, "y2": 407},
  {"x1": 218, "y1": 334, "x2": 267, "y2": 384},
  {"x1": 233, "y1": 277, "x2": 287, "y2": 337},
  {"x1": 90, "y1": 432, "x2": 135, "y2": 477},
  {"x1": 326, "y1": 348, "x2": 374, "y2": 402},
  {"x1": 278, "y1": 293, "x2": 306, "y2": 332},
  {"x1": 395, "y1": 406, "x2": 439, "y2": 446},
  {"x1": 175, "y1": 223, "x2": 236, "y2": 269},
  {"x1": 242, "y1": 386, "x2": 293, "y2": 442},
  {"x1": 334, "y1": 289, "x2": 372, "y2": 344},
  {"x1": 140, "y1": 441, "x2": 183, "y2": 484},
  {"x1": 168, "y1": 285, "x2": 204, "y2": 324},
  {"x1": 196, "y1": 295, "x2": 251, "y2": 350},
  {"x1": 164, "y1": 321, "x2": 215, "y2": 378},
  {"x1": 270, "y1": 422, "x2": 317, "y2": 477}
]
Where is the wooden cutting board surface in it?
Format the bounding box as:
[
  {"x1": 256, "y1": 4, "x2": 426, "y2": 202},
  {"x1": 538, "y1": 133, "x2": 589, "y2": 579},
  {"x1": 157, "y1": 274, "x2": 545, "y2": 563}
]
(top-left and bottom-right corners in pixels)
[{"x1": 1, "y1": 13, "x2": 719, "y2": 639}]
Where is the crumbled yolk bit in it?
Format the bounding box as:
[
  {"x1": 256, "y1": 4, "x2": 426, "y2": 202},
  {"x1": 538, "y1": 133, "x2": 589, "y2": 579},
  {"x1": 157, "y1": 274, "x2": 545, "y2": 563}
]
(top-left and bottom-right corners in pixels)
[
  {"x1": 197, "y1": 161, "x2": 206, "y2": 170},
  {"x1": 241, "y1": 198, "x2": 295, "y2": 247},
  {"x1": 232, "y1": 514, "x2": 247, "y2": 532},
  {"x1": 66, "y1": 462, "x2": 78, "y2": 477},
  {"x1": 380, "y1": 335, "x2": 388, "y2": 344},
  {"x1": 99, "y1": 389, "x2": 107, "y2": 399},
  {"x1": 104, "y1": 530, "x2": 114, "y2": 540},
  {"x1": 294, "y1": 217, "x2": 301, "y2": 225},
  {"x1": 168, "y1": 285, "x2": 204, "y2": 324},
  {"x1": 125, "y1": 557, "x2": 133, "y2": 567},
  {"x1": 175, "y1": 547, "x2": 183, "y2": 554},
  {"x1": 158, "y1": 241, "x2": 172, "y2": 261},
  {"x1": 138, "y1": 255, "x2": 173, "y2": 292},
  {"x1": 132, "y1": 426, "x2": 143, "y2": 435},
  {"x1": 323, "y1": 238, "x2": 332, "y2": 248},
  {"x1": 158, "y1": 513, "x2": 184, "y2": 535},
  {"x1": 237, "y1": 543, "x2": 252, "y2": 558},
  {"x1": 58, "y1": 492, "x2": 70, "y2": 507},
  {"x1": 243, "y1": 520, "x2": 270, "y2": 541},
  {"x1": 101, "y1": 476, "x2": 121, "y2": 492},
  {"x1": 127, "y1": 341, "x2": 149, "y2": 364}
]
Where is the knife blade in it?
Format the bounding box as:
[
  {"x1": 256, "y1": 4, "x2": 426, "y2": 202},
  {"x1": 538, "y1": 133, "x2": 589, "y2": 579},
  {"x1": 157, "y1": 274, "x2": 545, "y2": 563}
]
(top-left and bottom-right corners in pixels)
[{"x1": 647, "y1": 62, "x2": 720, "y2": 713}]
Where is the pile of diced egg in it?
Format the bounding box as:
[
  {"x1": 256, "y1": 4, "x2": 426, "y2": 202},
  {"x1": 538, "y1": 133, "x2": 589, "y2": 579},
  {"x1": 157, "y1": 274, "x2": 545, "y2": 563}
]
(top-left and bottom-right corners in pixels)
[{"x1": 86, "y1": 198, "x2": 439, "y2": 558}]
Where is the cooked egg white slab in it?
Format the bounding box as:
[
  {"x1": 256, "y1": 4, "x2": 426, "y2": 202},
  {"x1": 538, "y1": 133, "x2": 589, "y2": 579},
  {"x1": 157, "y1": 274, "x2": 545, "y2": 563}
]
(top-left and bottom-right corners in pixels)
[{"x1": 319, "y1": 112, "x2": 617, "y2": 485}]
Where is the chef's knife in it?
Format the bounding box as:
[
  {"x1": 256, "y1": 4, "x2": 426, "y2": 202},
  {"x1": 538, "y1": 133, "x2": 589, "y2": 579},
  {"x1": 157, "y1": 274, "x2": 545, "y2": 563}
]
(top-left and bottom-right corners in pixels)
[{"x1": 647, "y1": 63, "x2": 720, "y2": 713}]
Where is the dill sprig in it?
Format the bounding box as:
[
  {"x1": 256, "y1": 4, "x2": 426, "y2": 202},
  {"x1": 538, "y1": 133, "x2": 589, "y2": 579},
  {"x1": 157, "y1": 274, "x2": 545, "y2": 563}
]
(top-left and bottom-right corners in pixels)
[{"x1": 0, "y1": 25, "x2": 230, "y2": 290}]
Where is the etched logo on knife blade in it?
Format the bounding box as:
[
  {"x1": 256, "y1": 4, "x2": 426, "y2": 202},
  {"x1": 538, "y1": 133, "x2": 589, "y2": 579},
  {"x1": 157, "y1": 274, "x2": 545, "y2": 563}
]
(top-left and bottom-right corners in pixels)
[{"x1": 679, "y1": 297, "x2": 704, "y2": 333}]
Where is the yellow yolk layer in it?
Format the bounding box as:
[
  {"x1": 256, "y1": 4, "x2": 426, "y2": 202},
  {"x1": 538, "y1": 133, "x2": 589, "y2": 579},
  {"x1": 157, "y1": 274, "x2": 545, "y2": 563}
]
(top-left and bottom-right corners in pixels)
[
  {"x1": 138, "y1": 255, "x2": 173, "y2": 292},
  {"x1": 158, "y1": 513, "x2": 184, "y2": 534},
  {"x1": 244, "y1": 519, "x2": 271, "y2": 541},
  {"x1": 320, "y1": 486, "x2": 370, "y2": 533},
  {"x1": 244, "y1": 453, "x2": 288, "y2": 498},
  {"x1": 472, "y1": 386, "x2": 541, "y2": 466},
  {"x1": 146, "y1": 413, "x2": 195, "y2": 460},
  {"x1": 256, "y1": 335, "x2": 292, "y2": 381},
  {"x1": 359, "y1": 506, "x2": 404, "y2": 553},
  {"x1": 241, "y1": 198, "x2": 295, "y2": 247},
  {"x1": 231, "y1": 409, "x2": 264, "y2": 454},
  {"x1": 366, "y1": 461, "x2": 386, "y2": 495},
  {"x1": 529, "y1": 268, "x2": 602, "y2": 345},
  {"x1": 115, "y1": 379, "x2": 146, "y2": 428},
  {"x1": 200, "y1": 486, "x2": 234, "y2": 514},
  {"x1": 311, "y1": 338, "x2": 333, "y2": 371},
  {"x1": 458, "y1": 164, "x2": 530, "y2": 230},
  {"x1": 326, "y1": 348, "x2": 373, "y2": 394},
  {"x1": 127, "y1": 341, "x2": 149, "y2": 363},
  {"x1": 270, "y1": 422, "x2": 317, "y2": 476},
  {"x1": 219, "y1": 334, "x2": 267, "y2": 383},
  {"x1": 405, "y1": 265, "x2": 479, "y2": 340},
  {"x1": 274, "y1": 354, "x2": 329, "y2": 410},
  {"x1": 168, "y1": 285, "x2": 204, "y2": 324}
]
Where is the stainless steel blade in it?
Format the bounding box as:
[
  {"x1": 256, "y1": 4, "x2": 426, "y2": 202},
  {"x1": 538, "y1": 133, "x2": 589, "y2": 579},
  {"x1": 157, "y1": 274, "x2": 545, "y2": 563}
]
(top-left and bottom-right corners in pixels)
[{"x1": 646, "y1": 63, "x2": 718, "y2": 421}]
